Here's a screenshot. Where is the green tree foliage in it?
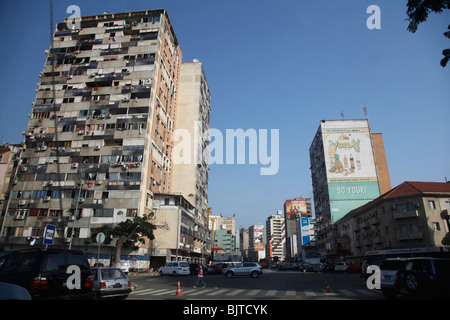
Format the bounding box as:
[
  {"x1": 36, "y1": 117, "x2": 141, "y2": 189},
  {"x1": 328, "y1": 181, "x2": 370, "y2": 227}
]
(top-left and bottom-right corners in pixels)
[
  {"x1": 91, "y1": 214, "x2": 156, "y2": 267},
  {"x1": 406, "y1": 0, "x2": 450, "y2": 67}
]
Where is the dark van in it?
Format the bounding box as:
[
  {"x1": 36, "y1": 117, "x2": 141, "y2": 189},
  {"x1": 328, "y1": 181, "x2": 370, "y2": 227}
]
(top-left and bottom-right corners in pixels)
[{"x1": 0, "y1": 249, "x2": 94, "y2": 300}]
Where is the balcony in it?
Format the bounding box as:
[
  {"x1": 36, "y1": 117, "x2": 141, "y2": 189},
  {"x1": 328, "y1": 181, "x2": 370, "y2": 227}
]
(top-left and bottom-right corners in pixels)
[
  {"x1": 393, "y1": 210, "x2": 419, "y2": 219},
  {"x1": 396, "y1": 232, "x2": 423, "y2": 241}
]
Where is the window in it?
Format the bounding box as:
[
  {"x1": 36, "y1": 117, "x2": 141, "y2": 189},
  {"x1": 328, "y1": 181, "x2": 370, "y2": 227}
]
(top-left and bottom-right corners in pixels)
[
  {"x1": 428, "y1": 200, "x2": 436, "y2": 209},
  {"x1": 94, "y1": 208, "x2": 114, "y2": 217},
  {"x1": 432, "y1": 222, "x2": 441, "y2": 231}
]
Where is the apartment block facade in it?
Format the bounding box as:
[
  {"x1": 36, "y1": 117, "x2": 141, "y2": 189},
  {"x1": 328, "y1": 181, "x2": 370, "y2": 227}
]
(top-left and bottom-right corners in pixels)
[
  {"x1": 309, "y1": 119, "x2": 390, "y2": 259},
  {"x1": 335, "y1": 181, "x2": 450, "y2": 263},
  {"x1": 0, "y1": 9, "x2": 209, "y2": 268}
]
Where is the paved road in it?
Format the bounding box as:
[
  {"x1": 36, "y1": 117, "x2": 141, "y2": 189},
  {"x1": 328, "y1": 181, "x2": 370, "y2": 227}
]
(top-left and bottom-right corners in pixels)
[{"x1": 127, "y1": 269, "x2": 383, "y2": 300}]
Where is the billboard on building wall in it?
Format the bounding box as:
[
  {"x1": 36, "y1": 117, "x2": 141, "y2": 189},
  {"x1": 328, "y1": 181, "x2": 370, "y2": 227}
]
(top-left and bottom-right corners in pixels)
[
  {"x1": 285, "y1": 199, "x2": 308, "y2": 220},
  {"x1": 300, "y1": 218, "x2": 310, "y2": 246},
  {"x1": 321, "y1": 120, "x2": 381, "y2": 222},
  {"x1": 253, "y1": 226, "x2": 264, "y2": 251}
]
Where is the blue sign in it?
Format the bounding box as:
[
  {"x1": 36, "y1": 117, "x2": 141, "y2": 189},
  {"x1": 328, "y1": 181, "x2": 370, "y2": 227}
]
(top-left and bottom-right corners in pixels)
[{"x1": 43, "y1": 224, "x2": 56, "y2": 245}]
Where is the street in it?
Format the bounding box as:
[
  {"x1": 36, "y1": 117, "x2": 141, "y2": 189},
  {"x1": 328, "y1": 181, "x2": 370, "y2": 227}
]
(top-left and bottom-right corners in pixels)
[{"x1": 127, "y1": 269, "x2": 383, "y2": 300}]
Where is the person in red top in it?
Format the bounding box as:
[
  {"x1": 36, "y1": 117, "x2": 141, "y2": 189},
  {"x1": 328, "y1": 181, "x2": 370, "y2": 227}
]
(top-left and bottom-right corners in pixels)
[{"x1": 193, "y1": 264, "x2": 206, "y2": 288}]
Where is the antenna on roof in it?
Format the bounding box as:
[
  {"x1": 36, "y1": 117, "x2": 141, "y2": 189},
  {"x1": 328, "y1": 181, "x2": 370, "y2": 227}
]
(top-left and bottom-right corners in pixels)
[
  {"x1": 340, "y1": 110, "x2": 344, "y2": 120},
  {"x1": 363, "y1": 105, "x2": 369, "y2": 120}
]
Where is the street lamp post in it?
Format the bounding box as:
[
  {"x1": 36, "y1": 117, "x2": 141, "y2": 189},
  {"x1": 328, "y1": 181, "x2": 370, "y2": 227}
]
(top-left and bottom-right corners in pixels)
[{"x1": 69, "y1": 180, "x2": 82, "y2": 250}]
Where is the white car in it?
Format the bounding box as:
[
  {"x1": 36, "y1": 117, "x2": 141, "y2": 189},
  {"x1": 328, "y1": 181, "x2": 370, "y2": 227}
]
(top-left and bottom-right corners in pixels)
[
  {"x1": 334, "y1": 262, "x2": 349, "y2": 273},
  {"x1": 120, "y1": 261, "x2": 130, "y2": 274},
  {"x1": 159, "y1": 261, "x2": 190, "y2": 276}
]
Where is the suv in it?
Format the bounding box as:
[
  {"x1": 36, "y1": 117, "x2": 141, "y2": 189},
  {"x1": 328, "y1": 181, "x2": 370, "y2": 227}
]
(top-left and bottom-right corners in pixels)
[
  {"x1": 395, "y1": 257, "x2": 450, "y2": 298},
  {"x1": 379, "y1": 258, "x2": 406, "y2": 298},
  {"x1": 223, "y1": 262, "x2": 263, "y2": 278},
  {"x1": 159, "y1": 261, "x2": 190, "y2": 276},
  {"x1": 0, "y1": 249, "x2": 94, "y2": 300}
]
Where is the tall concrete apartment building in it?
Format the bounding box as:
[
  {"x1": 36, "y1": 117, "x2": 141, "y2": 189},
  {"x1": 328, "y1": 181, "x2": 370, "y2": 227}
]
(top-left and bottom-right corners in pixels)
[
  {"x1": 309, "y1": 119, "x2": 391, "y2": 260},
  {"x1": 0, "y1": 9, "x2": 210, "y2": 268},
  {"x1": 172, "y1": 61, "x2": 211, "y2": 215},
  {"x1": 265, "y1": 212, "x2": 285, "y2": 262}
]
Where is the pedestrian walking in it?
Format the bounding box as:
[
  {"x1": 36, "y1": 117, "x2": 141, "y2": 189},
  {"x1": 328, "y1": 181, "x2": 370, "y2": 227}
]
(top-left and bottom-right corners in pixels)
[{"x1": 193, "y1": 264, "x2": 206, "y2": 288}]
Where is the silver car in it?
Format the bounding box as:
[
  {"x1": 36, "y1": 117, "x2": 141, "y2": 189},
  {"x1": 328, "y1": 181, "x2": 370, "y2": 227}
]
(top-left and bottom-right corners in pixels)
[
  {"x1": 92, "y1": 267, "x2": 132, "y2": 299},
  {"x1": 223, "y1": 262, "x2": 263, "y2": 278},
  {"x1": 380, "y1": 258, "x2": 406, "y2": 299}
]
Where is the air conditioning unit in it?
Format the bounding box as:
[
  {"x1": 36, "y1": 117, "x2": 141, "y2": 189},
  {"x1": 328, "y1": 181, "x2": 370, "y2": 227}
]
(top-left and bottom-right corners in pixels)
[
  {"x1": 78, "y1": 198, "x2": 85, "y2": 203},
  {"x1": 94, "y1": 146, "x2": 101, "y2": 150},
  {"x1": 69, "y1": 216, "x2": 75, "y2": 221},
  {"x1": 96, "y1": 180, "x2": 102, "y2": 185},
  {"x1": 48, "y1": 181, "x2": 54, "y2": 186},
  {"x1": 18, "y1": 200, "x2": 27, "y2": 206},
  {"x1": 44, "y1": 196, "x2": 51, "y2": 202},
  {"x1": 71, "y1": 163, "x2": 79, "y2": 168},
  {"x1": 41, "y1": 146, "x2": 48, "y2": 151},
  {"x1": 21, "y1": 167, "x2": 28, "y2": 172},
  {"x1": 123, "y1": 97, "x2": 129, "y2": 102}
]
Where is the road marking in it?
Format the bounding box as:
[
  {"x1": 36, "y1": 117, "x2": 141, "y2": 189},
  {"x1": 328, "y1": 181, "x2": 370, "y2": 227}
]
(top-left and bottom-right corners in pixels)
[
  {"x1": 131, "y1": 288, "x2": 155, "y2": 295},
  {"x1": 189, "y1": 289, "x2": 216, "y2": 296},
  {"x1": 356, "y1": 289, "x2": 378, "y2": 296},
  {"x1": 246, "y1": 289, "x2": 262, "y2": 296},
  {"x1": 339, "y1": 289, "x2": 357, "y2": 297},
  {"x1": 264, "y1": 290, "x2": 278, "y2": 296},
  {"x1": 304, "y1": 290, "x2": 316, "y2": 296},
  {"x1": 208, "y1": 289, "x2": 229, "y2": 296},
  {"x1": 285, "y1": 290, "x2": 296, "y2": 296},
  {"x1": 133, "y1": 288, "x2": 167, "y2": 295},
  {"x1": 226, "y1": 289, "x2": 246, "y2": 296},
  {"x1": 153, "y1": 289, "x2": 176, "y2": 296}
]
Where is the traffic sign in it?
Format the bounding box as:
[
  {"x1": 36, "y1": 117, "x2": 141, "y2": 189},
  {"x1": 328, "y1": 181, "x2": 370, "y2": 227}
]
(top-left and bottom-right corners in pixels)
[
  {"x1": 43, "y1": 224, "x2": 56, "y2": 245},
  {"x1": 96, "y1": 232, "x2": 105, "y2": 244}
]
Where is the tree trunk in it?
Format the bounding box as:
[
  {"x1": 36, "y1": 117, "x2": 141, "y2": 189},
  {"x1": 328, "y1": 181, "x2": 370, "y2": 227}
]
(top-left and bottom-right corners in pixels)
[{"x1": 113, "y1": 236, "x2": 127, "y2": 268}]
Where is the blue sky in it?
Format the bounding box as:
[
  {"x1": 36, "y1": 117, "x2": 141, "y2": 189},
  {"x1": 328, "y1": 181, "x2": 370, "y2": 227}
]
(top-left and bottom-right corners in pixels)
[{"x1": 0, "y1": 1, "x2": 449, "y2": 229}]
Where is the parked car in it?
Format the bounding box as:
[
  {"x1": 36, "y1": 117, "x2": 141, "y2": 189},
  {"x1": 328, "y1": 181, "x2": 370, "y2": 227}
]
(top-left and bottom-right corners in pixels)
[
  {"x1": 347, "y1": 264, "x2": 361, "y2": 273},
  {"x1": 92, "y1": 267, "x2": 131, "y2": 299},
  {"x1": 120, "y1": 261, "x2": 130, "y2": 274},
  {"x1": 395, "y1": 257, "x2": 450, "y2": 298},
  {"x1": 159, "y1": 261, "x2": 190, "y2": 276},
  {"x1": 0, "y1": 249, "x2": 94, "y2": 300},
  {"x1": 379, "y1": 257, "x2": 407, "y2": 299},
  {"x1": 223, "y1": 262, "x2": 263, "y2": 278},
  {"x1": 334, "y1": 262, "x2": 349, "y2": 273}
]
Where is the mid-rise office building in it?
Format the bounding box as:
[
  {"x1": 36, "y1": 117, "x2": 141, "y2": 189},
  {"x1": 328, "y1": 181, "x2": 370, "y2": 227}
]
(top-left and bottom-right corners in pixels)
[
  {"x1": 248, "y1": 224, "x2": 265, "y2": 261},
  {"x1": 284, "y1": 198, "x2": 312, "y2": 260},
  {"x1": 0, "y1": 9, "x2": 210, "y2": 268},
  {"x1": 309, "y1": 119, "x2": 390, "y2": 259}
]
